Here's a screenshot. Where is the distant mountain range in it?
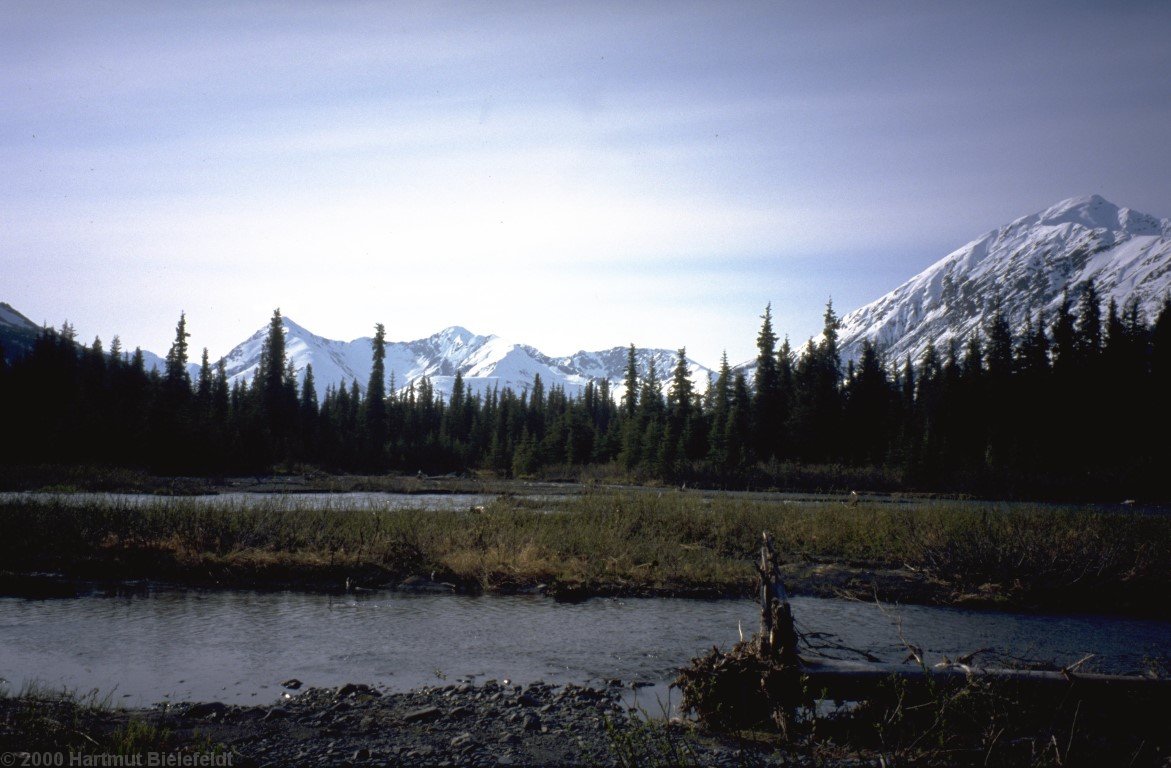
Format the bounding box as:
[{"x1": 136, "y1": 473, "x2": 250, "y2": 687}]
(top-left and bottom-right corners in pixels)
[
  {"x1": 1, "y1": 300, "x2": 711, "y2": 401},
  {"x1": 221, "y1": 318, "x2": 713, "y2": 402},
  {"x1": 838, "y1": 195, "x2": 1171, "y2": 363},
  {"x1": 7, "y1": 194, "x2": 1169, "y2": 395}
]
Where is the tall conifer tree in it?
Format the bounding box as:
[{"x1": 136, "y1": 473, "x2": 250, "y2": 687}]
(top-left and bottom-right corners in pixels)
[
  {"x1": 364, "y1": 323, "x2": 388, "y2": 466},
  {"x1": 621, "y1": 344, "x2": 639, "y2": 419},
  {"x1": 752, "y1": 304, "x2": 782, "y2": 460}
]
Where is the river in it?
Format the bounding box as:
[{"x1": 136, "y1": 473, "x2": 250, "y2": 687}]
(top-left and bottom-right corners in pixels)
[
  {"x1": 0, "y1": 491, "x2": 500, "y2": 512},
  {"x1": 3, "y1": 489, "x2": 1166, "y2": 515},
  {"x1": 1, "y1": 590, "x2": 1167, "y2": 709}
]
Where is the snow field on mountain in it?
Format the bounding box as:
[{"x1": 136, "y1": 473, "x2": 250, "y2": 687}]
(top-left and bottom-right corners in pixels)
[{"x1": 838, "y1": 195, "x2": 1171, "y2": 364}]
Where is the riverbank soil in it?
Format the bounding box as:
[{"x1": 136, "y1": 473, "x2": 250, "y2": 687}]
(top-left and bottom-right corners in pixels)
[
  {"x1": 5, "y1": 675, "x2": 1169, "y2": 767},
  {"x1": 1, "y1": 681, "x2": 800, "y2": 767}
]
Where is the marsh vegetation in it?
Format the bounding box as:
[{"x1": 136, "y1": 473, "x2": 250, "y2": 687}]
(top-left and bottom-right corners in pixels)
[{"x1": 3, "y1": 489, "x2": 1168, "y2": 615}]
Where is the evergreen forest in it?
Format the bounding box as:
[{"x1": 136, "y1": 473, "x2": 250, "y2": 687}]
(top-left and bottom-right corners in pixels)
[{"x1": 3, "y1": 285, "x2": 1170, "y2": 501}]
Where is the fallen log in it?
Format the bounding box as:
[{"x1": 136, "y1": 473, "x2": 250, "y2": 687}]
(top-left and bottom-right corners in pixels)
[
  {"x1": 798, "y1": 657, "x2": 1171, "y2": 704},
  {"x1": 677, "y1": 530, "x2": 1171, "y2": 732}
]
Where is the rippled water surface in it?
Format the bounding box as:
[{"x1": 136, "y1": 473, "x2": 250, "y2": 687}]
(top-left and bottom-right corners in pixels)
[
  {"x1": 1, "y1": 590, "x2": 1167, "y2": 707},
  {"x1": 0, "y1": 491, "x2": 497, "y2": 511},
  {"x1": 4, "y1": 489, "x2": 1165, "y2": 515}
]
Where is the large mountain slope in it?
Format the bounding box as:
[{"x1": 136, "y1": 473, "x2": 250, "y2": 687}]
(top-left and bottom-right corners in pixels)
[
  {"x1": 0, "y1": 302, "x2": 40, "y2": 364},
  {"x1": 838, "y1": 195, "x2": 1171, "y2": 363},
  {"x1": 0, "y1": 301, "x2": 185, "y2": 376},
  {"x1": 222, "y1": 318, "x2": 713, "y2": 402}
]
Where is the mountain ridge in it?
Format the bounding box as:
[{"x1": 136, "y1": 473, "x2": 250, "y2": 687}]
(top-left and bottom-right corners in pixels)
[
  {"x1": 7, "y1": 194, "x2": 1169, "y2": 392},
  {"x1": 837, "y1": 194, "x2": 1171, "y2": 364},
  {"x1": 0, "y1": 301, "x2": 187, "y2": 376},
  {"x1": 220, "y1": 317, "x2": 714, "y2": 403}
]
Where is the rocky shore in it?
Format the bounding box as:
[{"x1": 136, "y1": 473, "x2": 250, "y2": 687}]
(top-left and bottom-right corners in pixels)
[{"x1": 3, "y1": 680, "x2": 790, "y2": 767}]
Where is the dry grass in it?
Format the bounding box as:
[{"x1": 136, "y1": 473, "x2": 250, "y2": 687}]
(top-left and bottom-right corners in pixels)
[{"x1": 1, "y1": 490, "x2": 1168, "y2": 611}]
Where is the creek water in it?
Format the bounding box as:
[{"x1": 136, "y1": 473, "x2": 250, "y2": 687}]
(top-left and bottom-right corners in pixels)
[
  {"x1": 1, "y1": 590, "x2": 1167, "y2": 710},
  {"x1": 4, "y1": 489, "x2": 1165, "y2": 516},
  {"x1": 0, "y1": 491, "x2": 498, "y2": 512}
]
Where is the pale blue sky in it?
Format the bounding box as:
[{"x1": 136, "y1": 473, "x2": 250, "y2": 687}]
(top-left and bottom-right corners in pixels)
[{"x1": 4, "y1": 1, "x2": 1170, "y2": 366}]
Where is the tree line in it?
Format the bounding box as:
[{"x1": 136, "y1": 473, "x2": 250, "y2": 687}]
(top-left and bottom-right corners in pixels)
[{"x1": 2, "y1": 288, "x2": 1169, "y2": 499}]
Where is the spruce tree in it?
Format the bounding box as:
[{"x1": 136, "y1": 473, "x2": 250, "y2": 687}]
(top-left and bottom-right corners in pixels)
[
  {"x1": 667, "y1": 348, "x2": 693, "y2": 429},
  {"x1": 164, "y1": 312, "x2": 192, "y2": 393},
  {"x1": 149, "y1": 313, "x2": 197, "y2": 471},
  {"x1": 1051, "y1": 290, "x2": 1077, "y2": 373},
  {"x1": 255, "y1": 308, "x2": 298, "y2": 466},
  {"x1": 775, "y1": 336, "x2": 794, "y2": 459},
  {"x1": 259, "y1": 309, "x2": 287, "y2": 410},
  {"x1": 364, "y1": 323, "x2": 388, "y2": 467},
  {"x1": 1151, "y1": 297, "x2": 1171, "y2": 470},
  {"x1": 1075, "y1": 280, "x2": 1103, "y2": 363},
  {"x1": 752, "y1": 304, "x2": 782, "y2": 460},
  {"x1": 662, "y1": 347, "x2": 693, "y2": 476},
  {"x1": 1015, "y1": 310, "x2": 1050, "y2": 376},
  {"x1": 724, "y1": 372, "x2": 752, "y2": 472},
  {"x1": 842, "y1": 339, "x2": 890, "y2": 464},
  {"x1": 1011, "y1": 309, "x2": 1051, "y2": 475},
  {"x1": 621, "y1": 344, "x2": 639, "y2": 419},
  {"x1": 300, "y1": 363, "x2": 319, "y2": 460},
  {"x1": 639, "y1": 355, "x2": 663, "y2": 418},
  {"x1": 213, "y1": 358, "x2": 230, "y2": 420},
  {"x1": 196, "y1": 348, "x2": 213, "y2": 408},
  {"x1": 707, "y1": 352, "x2": 732, "y2": 468},
  {"x1": 982, "y1": 296, "x2": 1014, "y2": 470},
  {"x1": 108, "y1": 336, "x2": 123, "y2": 369},
  {"x1": 984, "y1": 295, "x2": 1013, "y2": 383},
  {"x1": 789, "y1": 301, "x2": 842, "y2": 462}
]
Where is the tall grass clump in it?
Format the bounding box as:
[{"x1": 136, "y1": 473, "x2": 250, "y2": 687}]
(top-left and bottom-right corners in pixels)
[{"x1": 0, "y1": 681, "x2": 178, "y2": 755}]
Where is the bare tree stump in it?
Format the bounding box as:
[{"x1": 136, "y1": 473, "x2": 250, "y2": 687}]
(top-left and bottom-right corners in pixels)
[{"x1": 756, "y1": 531, "x2": 799, "y2": 669}]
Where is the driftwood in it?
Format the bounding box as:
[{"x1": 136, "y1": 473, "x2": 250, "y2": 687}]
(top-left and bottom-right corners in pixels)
[
  {"x1": 675, "y1": 531, "x2": 804, "y2": 730},
  {"x1": 798, "y1": 657, "x2": 1171, "y2": 704},
  {"x1": 676, "y1": 530, "x2": 1171, "y2": 732},
  {"x1": 755, "y1": 531, "x2": 799, "y2": 667}
]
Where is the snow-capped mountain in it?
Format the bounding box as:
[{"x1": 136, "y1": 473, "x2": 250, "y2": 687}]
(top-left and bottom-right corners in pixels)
[
  {"x1": 222, "y1": 317, "x2": 714, "y2": 402},
  {"x1": 838, "y1": 195, "x2": 1171, "y2": 364}
]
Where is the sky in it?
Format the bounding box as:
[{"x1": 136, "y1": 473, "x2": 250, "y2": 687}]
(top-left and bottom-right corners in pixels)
[{"x1": 4, "y1": 1, "x2": 1171, "y2": 367}]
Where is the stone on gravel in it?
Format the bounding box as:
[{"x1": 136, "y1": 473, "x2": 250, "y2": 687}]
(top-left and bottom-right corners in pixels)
[
  {"x1": 185, "y1": 702, "x2": 228, "y2": 719},
  {"x1": 450, "y1": 732, "x2": 476, "y2": 749},
  {"x1": 335, "y1": 682, "x2": 378, "y2": 699},
  {"x1": 2, "y1": 678, "x2": 798, "y2": 766},
  {"x1": 402, "y1": 705, "x2": 442, "y2": 722}
]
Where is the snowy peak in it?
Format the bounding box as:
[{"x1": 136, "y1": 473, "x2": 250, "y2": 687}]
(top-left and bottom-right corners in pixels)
[
  {"x1": 1118, "y1": 207, "x2": 1164, "y2": 237},
  {"x1": 219, "y1": 319, "x2": 713, "y2": 403},
  {"x1": 1037, "y1": 194, "x2": 1120, "y2": 229},
  {"x1": 838, "y1": 195, "x2": 1171, "y2": 363},
  {"x1": 221, "y1": 315, "x2": 369, "y2": 395},
  {"x1": 432, "y1": 325, "x2": 479, "y2": 349}
]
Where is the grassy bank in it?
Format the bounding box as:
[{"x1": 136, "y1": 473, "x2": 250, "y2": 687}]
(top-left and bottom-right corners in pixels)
[
  {"x1": 0, "y1": 682, "x2": 212, "y2": 756},
  {"x1": 2, "y1": 490, "x2": 1169, "y2": 614}
]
